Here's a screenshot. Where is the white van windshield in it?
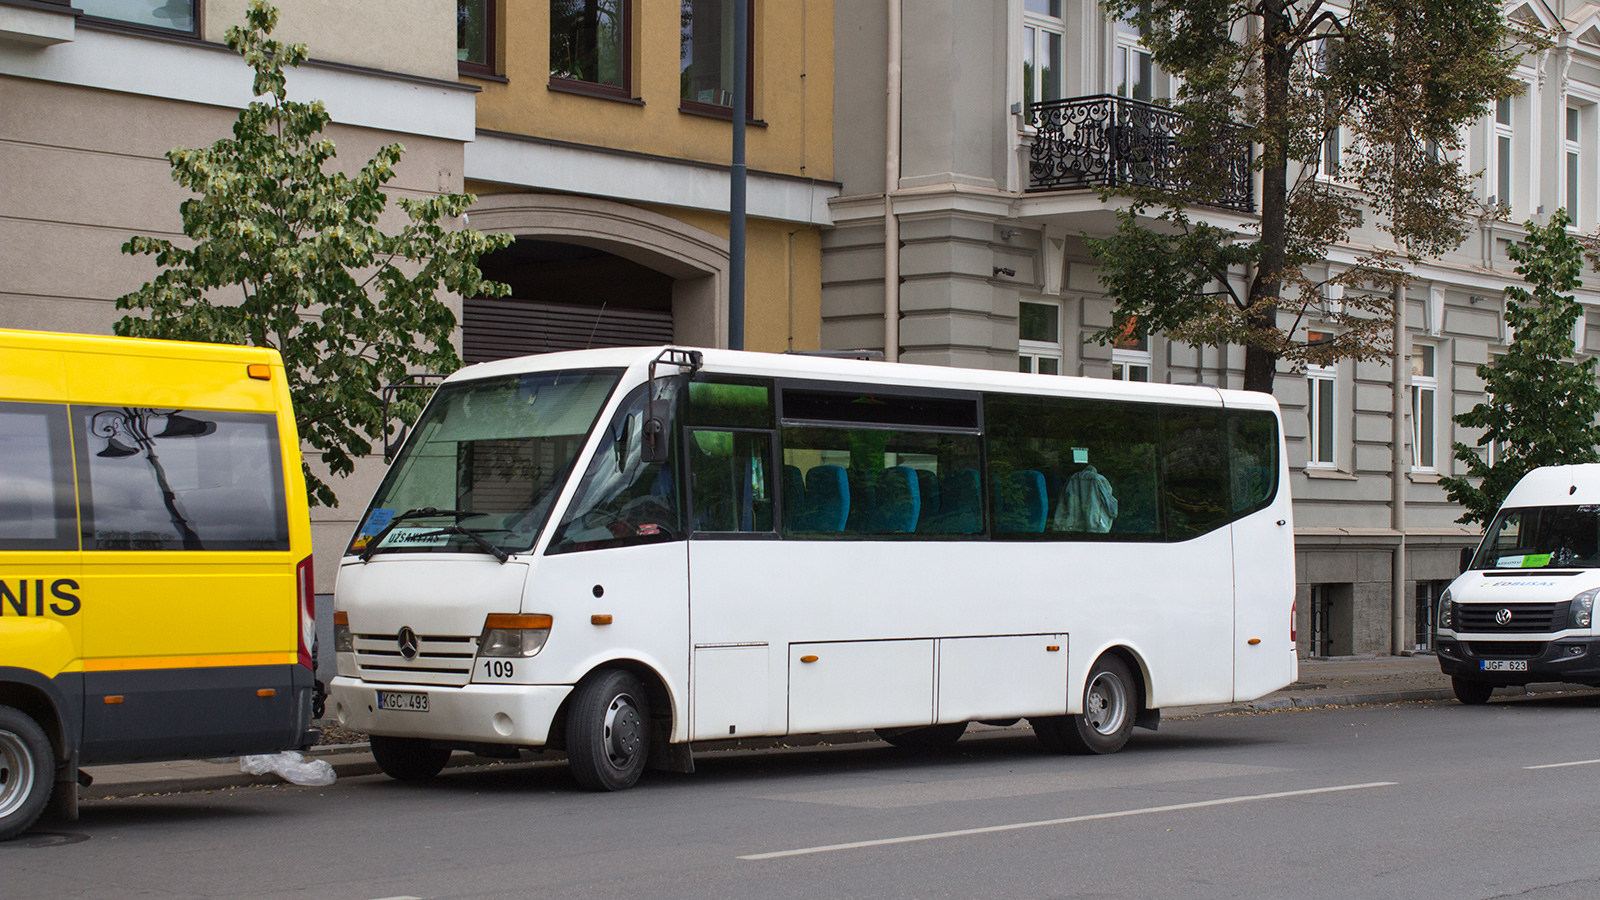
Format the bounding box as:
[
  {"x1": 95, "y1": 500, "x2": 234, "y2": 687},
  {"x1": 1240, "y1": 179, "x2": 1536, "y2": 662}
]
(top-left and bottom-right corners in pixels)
[
  {"x1": 1471, "y1": 505, "x2": 1600, "y2": 569},
  {"x1": 349, "y1": 369, "x2": 623, "y2": 557}
]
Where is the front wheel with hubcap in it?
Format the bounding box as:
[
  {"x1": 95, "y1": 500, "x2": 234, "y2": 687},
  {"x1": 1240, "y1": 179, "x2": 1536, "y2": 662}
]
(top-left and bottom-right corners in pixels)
[
  {"x1": 370, "y1": 734, "x2": 452, "y2": 781},
  {"x1": 567, "y1": 669, "x2": 651, "y2": 791},
  {"x1": 1452, "y1": 676, "x2": 1494, "y2": 705},
  {"x1": 0, "y1": 705, "x2": 55, "y2": 841},
  {"x1": 1034, "y1": 655, "x2": 1137, "y2": 755}
]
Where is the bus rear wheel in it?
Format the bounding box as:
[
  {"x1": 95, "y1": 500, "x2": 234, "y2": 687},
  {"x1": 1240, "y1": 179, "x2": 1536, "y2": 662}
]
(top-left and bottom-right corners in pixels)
[
  {"x1": 1452, "y1": 676, "x2": 1494, "y2": 705},
  {"x1": 567, "y1": 669, "x2": 651, "y2": 792},
  {"x1": 876, "y1": 722, "x2": 968, "y2": 750},
  {"x1": 1034, "y1": 655, "x2": 1136, "y2": 755},
  {"x1": 0, "y1": 705, "x2": 54, "y2": 841},
  {"x1": 370, "y1": 735, "x2": 451, "y2": 781}
]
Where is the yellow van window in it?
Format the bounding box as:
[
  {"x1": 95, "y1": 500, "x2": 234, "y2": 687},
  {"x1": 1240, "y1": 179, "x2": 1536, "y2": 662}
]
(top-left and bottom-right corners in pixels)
[
  {"x1": 0, "y1": 401, "x2": 77, "y2": 551},
  {"x1": 74, "y1": 407, "x2": 290, "y2": 551}
]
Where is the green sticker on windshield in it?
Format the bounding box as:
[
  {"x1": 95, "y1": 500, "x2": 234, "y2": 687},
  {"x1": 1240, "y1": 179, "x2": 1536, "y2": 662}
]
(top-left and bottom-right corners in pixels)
[{"x1": 1522, "y1": 553, "x2": 1551, "y2": 567}]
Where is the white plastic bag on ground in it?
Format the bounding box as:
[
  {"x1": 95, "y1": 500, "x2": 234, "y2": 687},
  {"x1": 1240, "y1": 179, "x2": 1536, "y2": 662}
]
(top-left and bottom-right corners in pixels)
[{"x1": 239, "y1": 750, "x2": 337, "y2": 786}]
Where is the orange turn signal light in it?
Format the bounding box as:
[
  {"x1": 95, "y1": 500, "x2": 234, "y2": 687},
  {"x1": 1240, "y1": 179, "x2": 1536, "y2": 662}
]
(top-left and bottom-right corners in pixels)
[
  {"x1": 1046, "y1": 645, "x2": 1060, "y2": 652},
  {"x1": 333, "y1": 611, "x2": 349, "y2": 626},
  {"x1": 103, "y1": 695, "x2": 124, "y2": 705},
  {"x1": 484, "y1": 614, "x2": 553, "y2": 630},
  {"x1": 1247, "y1": 638, "x2": 1262, "y2": 645},
  {"x1": 257, "y1": 688, "x2": 276, "y2": 698},
  {"x1": 800, "y1": 654, "x2": 819, "y2": 663},
  {"x1": 247, "y1": 363, "x2": 272, "y2": 380},
  {"x1": 590, "y1": 614, "x2": 613, "y2": 626}
]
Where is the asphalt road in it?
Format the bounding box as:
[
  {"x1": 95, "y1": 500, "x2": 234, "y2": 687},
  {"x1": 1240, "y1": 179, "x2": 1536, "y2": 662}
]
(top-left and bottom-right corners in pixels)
[{"x1": 7, "y1": 694, "x2": 1600, "y2": 900}]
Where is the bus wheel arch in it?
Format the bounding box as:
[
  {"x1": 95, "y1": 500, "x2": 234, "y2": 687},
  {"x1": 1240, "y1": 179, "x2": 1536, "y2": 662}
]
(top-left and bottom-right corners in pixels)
[
  {"x1": 0, "y1": 684, "x2": 65, "y2": 767},
  {"x1": 1034, "y1": 648, "x2": 1144, "y2": 755}
]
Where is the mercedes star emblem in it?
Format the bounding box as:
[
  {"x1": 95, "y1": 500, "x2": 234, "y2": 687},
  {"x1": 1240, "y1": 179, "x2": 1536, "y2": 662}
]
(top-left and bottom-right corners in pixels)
[{"x1": 397, "y1": 626, "x2": 419, "y2": 660}]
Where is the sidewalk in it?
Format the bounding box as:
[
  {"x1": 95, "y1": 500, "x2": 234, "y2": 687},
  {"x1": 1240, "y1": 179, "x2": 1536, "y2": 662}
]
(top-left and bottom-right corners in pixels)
[{"x1": 76, "y1": 654, "x2": 1596, "y2": 800}]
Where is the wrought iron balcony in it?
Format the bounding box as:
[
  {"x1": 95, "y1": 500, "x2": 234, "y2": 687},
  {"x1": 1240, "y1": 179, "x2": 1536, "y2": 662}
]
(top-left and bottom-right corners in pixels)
[{"x1": 1026, "y1": 95, "x2": 1254, "y2": 213}]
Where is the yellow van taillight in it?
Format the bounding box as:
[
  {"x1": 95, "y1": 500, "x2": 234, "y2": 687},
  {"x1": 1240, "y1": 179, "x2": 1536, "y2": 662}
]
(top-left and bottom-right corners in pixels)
[
  {"x1": 248, "y1": 364, "x2": 272, "y2": 380},
  {"x1": 479, "y1": 614, "x2": 552, "y2": 658},
  {"x1": 297, "y1": 556, "x2": 315, "y2": 670}
]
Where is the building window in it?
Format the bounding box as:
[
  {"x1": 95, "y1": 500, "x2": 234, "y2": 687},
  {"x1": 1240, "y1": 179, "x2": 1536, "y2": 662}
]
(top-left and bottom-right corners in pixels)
[
  {"x1": 550, "y1": 0, "x2": 631, "y2": 95},
  {"x1": 458, "y1": 0, "x2": 495, "y2": 76},
  {"x1": 1114, "y1": 17, "x2": 1154, "y2": 102},
  {"x1": 1567, "y1": 106, "x2": 1582, "y2": 226},
  {"x1": 1305, "y1": 331, "x2": 1336, "y2": 467},
  {"x1": 680, "y1": 0, "x2": 753, "y2": 117},
  {"x1": 1411, "y1": 344, "x2": 1437, "y2": 471},
  {"x1": 1019, "y1": 300, "x2": 1063, "y2": 375},
  {"x1": 1492, "y1": 96, "x2": 1514, "y2": 210},
  {"x1": 1317, "y1": 39, "x2": 1340, "y2": 180},
  {"x1": 1308, "y1": 583, "x2": 1352, "y2": 657},
  {"x1": 78, "y1": 0, "x2": 196, "y2": 35},
  {"x1": 1022, "y1": 0, "x2": 1063, "y2": 112},
  {"x1": 1110, "y1": 319, "x2": 1150, "y2": 382}
]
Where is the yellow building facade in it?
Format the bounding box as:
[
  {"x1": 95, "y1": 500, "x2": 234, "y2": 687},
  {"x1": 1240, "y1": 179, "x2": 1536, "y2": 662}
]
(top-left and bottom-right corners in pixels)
[{"x1": 458, "y1": 0, "x2": 836, "y2": 356}]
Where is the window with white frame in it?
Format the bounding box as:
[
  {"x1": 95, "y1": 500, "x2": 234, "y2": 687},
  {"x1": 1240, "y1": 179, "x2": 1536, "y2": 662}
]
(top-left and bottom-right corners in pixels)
[
  {"x1": 1306, "y1": 331, "x2": 1336, "y2": 467},
  {"x1": 1022, "y1": 0, "x2": 1064, "y2": 112},
  {"x1": 1019, "y1": 300, "x2": 1064, "y2": 375},
  {"x1": 1316, "y1": 38, "x2": 1341, "y2": 180},
  {"x1": 1114, "y1": 16, "x2": 1155, "y2": 102},
  {"x1": 1411, "y1": 344, "x2": 1438, "y2": 471},
  {"x1": 1492, "y1": 96, "x2": 1515, "y2": 211},
  {"x1": 1567, "y1": 105, "x2": 1583, "y2": 226},
  {"x1": 1110, "y1": 320, "x2": 1151, "y2": 381}
]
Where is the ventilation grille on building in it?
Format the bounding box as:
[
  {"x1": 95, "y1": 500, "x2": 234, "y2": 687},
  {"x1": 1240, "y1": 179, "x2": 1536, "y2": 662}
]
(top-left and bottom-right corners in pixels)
[{"x1": 463, "y1": 298, "x2": 674, "y2": 364}]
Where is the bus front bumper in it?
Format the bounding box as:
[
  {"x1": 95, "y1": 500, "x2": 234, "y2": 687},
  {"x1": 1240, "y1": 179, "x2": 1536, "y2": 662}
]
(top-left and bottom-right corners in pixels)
[
  {"x1": 1436, "y1": 636, "x2": 1600, "y2": 685},
  {"x1": 328, "y1": 676, "x2": 573, "y2": 747}
]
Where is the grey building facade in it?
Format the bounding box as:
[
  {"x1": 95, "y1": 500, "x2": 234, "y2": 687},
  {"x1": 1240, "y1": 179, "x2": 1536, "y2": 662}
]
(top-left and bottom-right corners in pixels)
[{"x1": 825, "y1": 0, "x2": 1600, "y2": 656}]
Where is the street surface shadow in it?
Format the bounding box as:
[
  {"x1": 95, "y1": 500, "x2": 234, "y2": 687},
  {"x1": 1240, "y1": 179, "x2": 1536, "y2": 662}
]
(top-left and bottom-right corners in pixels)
[{"x1": 72, "y1": 798, "x2": 270, "y2": 830}]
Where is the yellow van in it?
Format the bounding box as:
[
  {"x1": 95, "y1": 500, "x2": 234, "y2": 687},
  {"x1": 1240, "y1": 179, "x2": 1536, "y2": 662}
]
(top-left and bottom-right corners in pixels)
[{"x1": 0, "y1": 329, "x2": 316, "y2": 839}]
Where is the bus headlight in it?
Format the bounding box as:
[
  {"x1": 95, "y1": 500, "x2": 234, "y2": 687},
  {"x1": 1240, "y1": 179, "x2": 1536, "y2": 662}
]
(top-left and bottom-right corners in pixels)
[
  {"x1": 479, "y1": 614, "x2": 553, "y2": 658},
  {"x1": 1437, "y1": 589, "x2": 1454, "y2": 631},
  {"x1": 333, "y1": 611, "x2": 353, "y2": 653},
  {"x1": 1569, "y1": 589, "x2": 1598, "y2": 629}
]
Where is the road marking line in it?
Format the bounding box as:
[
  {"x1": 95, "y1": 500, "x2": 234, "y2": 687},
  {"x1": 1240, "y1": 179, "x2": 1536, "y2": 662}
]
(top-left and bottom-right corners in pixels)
[
  {"x1": 1525, "y1": 758, "x2": 1600, "y2": 769},
  {"x1": 739, "y1": 781, "x2": 1398, "y2": 861}
]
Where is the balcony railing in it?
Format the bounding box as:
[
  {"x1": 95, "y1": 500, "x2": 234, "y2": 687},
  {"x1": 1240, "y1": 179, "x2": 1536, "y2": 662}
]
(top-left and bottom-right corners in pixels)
[{"x1": 1026, "y1": 95, "x2": 1254, "y2": 213}]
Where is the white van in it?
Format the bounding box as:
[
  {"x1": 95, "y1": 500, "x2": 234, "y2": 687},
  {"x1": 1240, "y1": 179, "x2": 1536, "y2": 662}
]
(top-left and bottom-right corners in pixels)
[{"x1": 1436, "y1": 464, "x2": 1600, "y2": 703}]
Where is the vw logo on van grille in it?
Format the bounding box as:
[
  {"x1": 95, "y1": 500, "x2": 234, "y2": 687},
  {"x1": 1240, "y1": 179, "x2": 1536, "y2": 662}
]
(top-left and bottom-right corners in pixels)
[
  {"x1": 1495, "y1": 608, "x2": 1513, "y2": 626},
  {"x1": 397, "y1": 626, "x2": 419, "y2": 660}
]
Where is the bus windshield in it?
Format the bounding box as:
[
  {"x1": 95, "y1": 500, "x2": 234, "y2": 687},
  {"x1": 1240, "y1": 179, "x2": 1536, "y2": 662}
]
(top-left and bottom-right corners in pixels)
[
  {"x1": 1472, "y1": 505, "x2": 1600, "y2": 569},
  {"x1": 348, "y1": 368, "x2": 623, "y2": 557}
]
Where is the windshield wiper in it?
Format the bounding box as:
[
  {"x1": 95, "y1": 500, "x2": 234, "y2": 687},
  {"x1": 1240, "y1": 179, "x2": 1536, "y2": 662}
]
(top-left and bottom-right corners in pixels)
[
  {"x1": 358, "y1": 507, "x2": 487, "y2": 562},
  {"x1": 410, "y1": 525, "x2": 511, "y2": 564}
]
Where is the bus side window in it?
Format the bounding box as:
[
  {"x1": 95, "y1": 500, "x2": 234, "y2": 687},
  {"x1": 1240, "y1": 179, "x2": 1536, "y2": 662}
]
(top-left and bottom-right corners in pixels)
[
  {"x1": 688, "y1": 430, "x2": 773, "y2": 532},
  {"x1": 1161, "y1": 407, "x2": 1230, "y2": 541},
  {"x1": 1228, "y1": 410, "x2": 1279, "y2": 514},
  {"x1": 0, "y1": 401, "x2": 77, "y2": 551}
]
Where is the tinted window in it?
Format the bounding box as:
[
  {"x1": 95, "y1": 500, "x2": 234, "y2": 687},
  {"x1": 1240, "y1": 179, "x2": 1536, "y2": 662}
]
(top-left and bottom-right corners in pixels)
[
  {"x1": 782, "y1": 387, "x2": 979, "y2": 429},
  {"x1": 689, "y1": 429, "x2": 773, "y2": 532},
  {"x1": 0, "y1": 401, "x2": 76, "y2": 551},
  {"x1": 77, "y1": 407, "x2": 289, "y2": 551},
  {"x1": 984, "y1": 394, "x2": 1160, "y2": 539},
  {"x1": 689, "y1": 379, "x2": 773, "y2": 429},
  {"x1": 547, "y1": 380, "x2": 683, "y2": 553},
  {"x1": 1229, "y1": 410, "x2": 1280, "y2": 514},
  {"x1": 781, "y1": 425, "x2": 983, "y2": 537},
  {"x1": 1162, "y1": 406, "x2": 1230, "y2": 541},
  {"x1": 1473, "y1": 506, "x2": 1600, "y2": 569}
]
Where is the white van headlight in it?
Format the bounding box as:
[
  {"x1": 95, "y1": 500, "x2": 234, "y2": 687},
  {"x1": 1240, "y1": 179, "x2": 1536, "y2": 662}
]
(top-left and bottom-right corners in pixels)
[
  {"x1": 479, "y1": 614, "x2": 552, "y2": 658},
  {"x1": 1437, "y1": 589, "x2": 1454, "y2": 631},
  {"x1": 1569, "y1": 590, "x2": 1598, "y2": 629}
]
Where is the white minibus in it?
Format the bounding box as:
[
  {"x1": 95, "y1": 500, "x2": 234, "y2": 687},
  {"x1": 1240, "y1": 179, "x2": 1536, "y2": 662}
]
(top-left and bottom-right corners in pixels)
[
  {"x1": 328, "y1": 347, "x2": 1296, "y2": 790},
  {"x1": 1436, "y1": 464, "x2": 1600, "y2": 703}
]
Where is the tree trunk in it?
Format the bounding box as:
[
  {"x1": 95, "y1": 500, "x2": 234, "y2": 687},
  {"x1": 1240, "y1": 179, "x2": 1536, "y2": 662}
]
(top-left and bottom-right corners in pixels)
[{"x1": 1243, "y1": 1, "x2": 1296, "y2": 395}]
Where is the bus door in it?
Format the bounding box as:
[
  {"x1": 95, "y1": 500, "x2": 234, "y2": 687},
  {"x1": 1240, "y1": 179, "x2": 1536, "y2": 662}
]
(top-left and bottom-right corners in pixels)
[{"x1": 1226, "y1": 410, "x2": 1295, "y2": 699}]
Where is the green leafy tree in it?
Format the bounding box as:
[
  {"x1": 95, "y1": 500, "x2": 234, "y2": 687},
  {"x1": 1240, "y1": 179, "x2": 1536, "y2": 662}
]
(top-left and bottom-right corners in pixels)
[
  {"x1": 1090, "y1": 0, "x2": 1535, "y2": 393},
  {"x1": 1439, "y1": 209, "x2": 1600, "y2": 525},
  {"x1": 115, "y1": 1, "x2": 510, "y2": 507}
]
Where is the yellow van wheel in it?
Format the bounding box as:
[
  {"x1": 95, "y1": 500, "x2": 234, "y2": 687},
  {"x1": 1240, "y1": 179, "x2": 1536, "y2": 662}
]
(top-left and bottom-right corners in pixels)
[{"x1": 0, "y1": 706, "x2": 54, "y2": 841}]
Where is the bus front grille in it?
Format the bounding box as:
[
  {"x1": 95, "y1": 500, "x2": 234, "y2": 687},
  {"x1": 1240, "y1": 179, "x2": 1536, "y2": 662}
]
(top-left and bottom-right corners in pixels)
[{"x1": 353, "y1": 633, "x2": 476, "y2": 686}]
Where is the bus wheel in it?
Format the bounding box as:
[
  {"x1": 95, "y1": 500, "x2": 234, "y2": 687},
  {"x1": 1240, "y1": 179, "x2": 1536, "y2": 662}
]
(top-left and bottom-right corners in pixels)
[
  {"x1": 1452, "y1": 677, "x2": 1494, "y2": 705},
  {"x1": 370, "y1": 735, "x2": 451, "y2": 781},
  {"x1": 1035, "y1": 655, "x2": 1136, "y2": 755},
  {"x1": 0, "y1": 705, "x2": 54, "y2": 841},
  {"x1": 567, "y1": 669, "x2": 651, "y2": 792},
  {"x1": 876, "y1": 722, "x2": 968, "y2": 750}
]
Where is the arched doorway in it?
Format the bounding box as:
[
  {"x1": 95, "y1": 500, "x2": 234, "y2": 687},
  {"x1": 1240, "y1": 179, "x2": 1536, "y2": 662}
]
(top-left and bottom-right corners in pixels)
[{"x1": 464, "y1": 238, "x2": 675, "y2": 363}]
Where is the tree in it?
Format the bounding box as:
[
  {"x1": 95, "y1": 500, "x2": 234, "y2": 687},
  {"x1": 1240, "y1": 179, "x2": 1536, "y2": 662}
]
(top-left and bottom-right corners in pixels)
[
  {"x1": 1089, "y1": 0, "x2": 1533, "y2": 393},
  {"x1": 115, "y1": 1, "x2": 510, "y2": 507},
  {"x1": 1439, "y1": 209, "x2": 1600, "y2": 525}
]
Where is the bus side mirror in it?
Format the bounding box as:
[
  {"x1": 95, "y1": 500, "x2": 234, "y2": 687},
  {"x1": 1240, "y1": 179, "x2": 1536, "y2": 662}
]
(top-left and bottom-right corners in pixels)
[
  {"x1": 1460, "y1": 547, "x2": 1475, "y2": 574},
  {"x1": 641, "y1": 398, "x2": 672, "y2": 464}
]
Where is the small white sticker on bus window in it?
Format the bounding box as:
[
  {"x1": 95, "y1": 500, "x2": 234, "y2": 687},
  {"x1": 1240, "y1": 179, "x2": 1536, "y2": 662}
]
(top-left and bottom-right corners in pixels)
[
  {"x1": 381, "y1": 528, "x2": 450, "y2": 548},
  {"x1": 1072, "y1": 447, "x2": 1089, "y2": 464}
]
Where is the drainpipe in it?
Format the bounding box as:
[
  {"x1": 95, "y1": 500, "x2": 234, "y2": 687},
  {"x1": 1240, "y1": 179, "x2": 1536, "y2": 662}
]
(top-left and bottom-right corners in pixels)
[
  {"x1": 1392, "y1": 284, "x2": 1408, "y2": 655},
  {"x1": 728, "y1": 0, "x2": 748, "y2": 351},
  {"x1": 884, "y1": 0, "x2": 902, "y2": 362}
]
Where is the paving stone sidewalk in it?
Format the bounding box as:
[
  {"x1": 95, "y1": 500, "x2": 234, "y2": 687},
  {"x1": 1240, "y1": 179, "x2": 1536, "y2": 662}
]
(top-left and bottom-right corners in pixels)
[{"x1": 75, "y1": 654, "x2": 1595, "y2": 800}]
